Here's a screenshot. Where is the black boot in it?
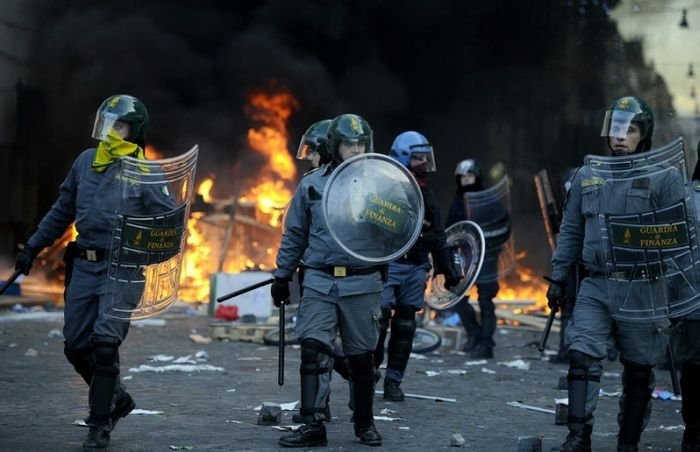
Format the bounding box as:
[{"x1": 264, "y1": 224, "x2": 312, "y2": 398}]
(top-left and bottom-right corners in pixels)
[
  {"x1": 462, "y1": 335, "x2": 480, "y2": 353},
  {"x1": 83, "y1": 425, "x2": 110, "y2": 451},
  {"x1": 470, "y1": 343, "x2": 494, "y2": 359},
  {"x1": 383, "y1": 378, "x2": 404, "y2": 401},
  {"x1": 682, "y1": 360, "x2": 700, "y2": 452},
  {"x1": 111, "y1": 390, "x2": 135, "y2": 430},
  {"x1": 552, "y1": 425, "x2": 592, "y2": 452},
  {"x1": 355, "y1": 422, "x2": 382, "y2": 447},
  {"x1": 279, "y1": 423, "x2": 327, "y2": 447}
]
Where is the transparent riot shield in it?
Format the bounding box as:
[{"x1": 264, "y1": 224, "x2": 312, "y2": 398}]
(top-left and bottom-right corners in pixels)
[
  {"x1": 322, "y1": 153, "x2": 424, "y2": 264},
  {"x1": 104, "y1": 145, "x2": 199, "y2": 320},
  {"x1": 586, "y1": 138, "x2": 700, "y2": 320},
  {"x1": 426, "y1": 221, "x2": 485, "y2": 310},
  {"x1": 463, "y1": 175, "x2": 515, "y2": 283}
]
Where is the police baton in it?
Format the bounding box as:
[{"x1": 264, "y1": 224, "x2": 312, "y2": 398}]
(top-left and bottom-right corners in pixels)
[
  {"x1": 667, "y1": 343, "x2": 681, "y2": 396},
  {"x1": 215, "y1": 277, "x2": 274, "y2": 303},
  {"x1": 0, "y1": 269, "x2": 23, "y2": 297},
  {"x1": 278, "y1": 301, "x2": 285, "y2": 386},
  {"x1": 538, "y1": 276, "x2": 559, "y2": 353}
]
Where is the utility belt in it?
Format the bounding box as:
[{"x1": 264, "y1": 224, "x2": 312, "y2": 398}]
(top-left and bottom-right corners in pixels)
[
  {"x1": 65, "y1": 242, "x2": 108, "y2": 262},
  {"x1": 588, "y1": 266, "x2": 664, "y2": 281},
  {"x1": 305, "y1": 265, "x2": 385, "y2": 278}
]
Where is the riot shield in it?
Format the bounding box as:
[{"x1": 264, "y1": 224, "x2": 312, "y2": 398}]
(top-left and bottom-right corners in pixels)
[
  {"x1": 426, "y1": 221, "x2": 485, "y2": 310},
  {"x1": 104, "y1": 145, "x2": 199, "y2": 320},
  {"x1": 586, "y1": 138, "x2": 700, "y2": 320},
  {"x1": 322, "y1": 153, "x2": 424, "y2": 263},
  {"x1": 463, "y1": 175, "x2": 515, "y2": 282}
]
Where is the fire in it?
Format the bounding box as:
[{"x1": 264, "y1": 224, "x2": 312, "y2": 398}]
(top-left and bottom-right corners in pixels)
[
  {"x1": 198, "y1": 177, "x2": 214, "y2": 203},
  {"x1": 145, "y1": 145, "x2": 164, "y2": 160},
  {"x1": 177, "y1": 89, "x2": 300, "y2": 302},
  {"x1": 240, "y1": 90, "x2": 299, "y2": 227}
]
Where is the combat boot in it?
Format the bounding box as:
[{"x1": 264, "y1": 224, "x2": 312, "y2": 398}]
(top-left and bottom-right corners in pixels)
[
  {"x1": 111, "y1": 391, "x2": 135, "y2": 430},
  {"x1": 354, "y1": 422, "x2": 382, "y2": 446},
  {"x1": 470, "y1": 344, "x2": 494, "y2": 359},
  {"x1": 462, "y1": 335, "x2": 479, "y2": 353},
  {"x1": 551, "y1": 425, "x2": 592, "y2": 452},
  {"x1": 83, "y1": 425, "x2": 110, "y2": 451},
  {"x1": 279, "y1": 423, "x2": 327, "y2": 448},
  {"x1": 383, "y1": 378, "x2": 404, "y2": 401}
]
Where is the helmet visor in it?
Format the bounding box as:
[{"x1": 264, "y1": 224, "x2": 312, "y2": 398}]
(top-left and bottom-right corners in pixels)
[
  {"x1": 92, "y1": 111, "x2": 120, "y2": 141},
  {"x1": 296, "y1": 140, "x2": 317, "y2": 160},
  {"x1": 601, "y1": 110, "x2": 635, "y2": 139},
  {"x1": 409, "y1": 144, "x2": 436, "y2": 172}
]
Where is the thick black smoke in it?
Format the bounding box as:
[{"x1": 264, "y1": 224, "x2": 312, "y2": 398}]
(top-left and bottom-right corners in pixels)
[{"x1": 14, "y1": 0, "x2": 681, "y2": 271}]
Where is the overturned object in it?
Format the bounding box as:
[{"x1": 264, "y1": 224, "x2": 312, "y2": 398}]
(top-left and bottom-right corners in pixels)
[{"x1": 257, "y1": 402, "x2": 282, "y2": 425}]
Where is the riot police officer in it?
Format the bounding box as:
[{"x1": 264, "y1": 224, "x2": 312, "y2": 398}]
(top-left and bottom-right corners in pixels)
[
  {"x1": 297, "y1": 119, "x2": 332, "y2": 170},
  {"x1": 670, "y1": 138, "x2": 700, "y2": 452},
  {"x1": 14, "y1": 95, "x2": 175, "y2": 451},
  {"x1": 374, "y1": 131, "x2": 459, "y2": 401},
  {"x1": 447, "y1": 159, "x2": 510, "y2": 359},
  {"x1": 548, "y1": 96, "x2": 678, "y2": 452},
  {"x1": 272, "y1": 113, "x2": 384, "y2": 447}
]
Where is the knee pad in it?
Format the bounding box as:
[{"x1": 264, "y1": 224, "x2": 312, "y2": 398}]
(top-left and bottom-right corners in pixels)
[
  {"x1": 300, "y1": 339, "x2": 331, "y2": 372},
  {"x1": 347, "y1": 352, "x2": 374, "y2": 382},
  {"x1": 569, "y1": 350, "x2": 595, "y2": 369},
  {"x1": 64, "y1": 343, "x2": 94, "y2": 369},
  {"x1": 93, "y1": 336, "x2": 120, "y2": 377},
  {"x1": 621, "y1": 361, "x2": 653, "y2": 400}
]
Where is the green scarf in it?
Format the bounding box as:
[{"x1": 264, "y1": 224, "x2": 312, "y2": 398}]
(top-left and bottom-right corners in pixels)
[{"x1": 92, "y1": 129, "x2": 145, "y2": 172}]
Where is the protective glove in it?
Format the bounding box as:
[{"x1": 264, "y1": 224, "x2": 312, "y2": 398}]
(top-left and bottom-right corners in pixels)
[
  {"x1": 444, "y1": 275, "x2": 461, "y2": 291},
  {"x1": 15, "y1": 245, "x2": 39, "y2": 276},
  {"x1": 544, "y1": 276, "x2": 566, "y2": 310},
  {"x1": 270, "y1": 277, "x2": 291, "y2": 308}
]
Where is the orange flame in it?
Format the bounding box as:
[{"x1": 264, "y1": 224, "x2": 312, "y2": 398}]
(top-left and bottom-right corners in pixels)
[
  {"x1": 197, "y1": 177, "x2": 215, "y2": 203},
  {"x1": 145, "y1": 145, "x2": 164, "y2": 160},
  {"x1": 240, "y1": 90, "x2": 299, "y2": 227}
]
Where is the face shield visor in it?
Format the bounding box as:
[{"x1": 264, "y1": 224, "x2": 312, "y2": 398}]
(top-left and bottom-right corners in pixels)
[
  {"x1": 409, "y1": 144, "x2": 436, "y2": 173},
  {"x1": 92, "y1": 111, "x2": 120, "y2": 141},
  {"x1": 296, "y1": 138, "x2": 318, "y2": 160},
  {"x1": 601, "y1": 110, "x2": 636, "y2": 139}
]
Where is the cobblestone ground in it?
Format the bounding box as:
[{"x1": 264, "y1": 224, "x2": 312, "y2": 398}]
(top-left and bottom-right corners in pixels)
[{"x1": 0, "y1": 307, "x2": 684, "y2": 451}]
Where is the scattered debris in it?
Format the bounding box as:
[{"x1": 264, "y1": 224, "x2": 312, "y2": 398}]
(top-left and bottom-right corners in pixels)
[
  {"x1": 169, "y1": 445, "x2": 193, "y2": 450},
  {"x1": 25, "y1": 348, "x2": 38, "y2": 357},
  {"x1": 423, "y1": 370, "x2": 441, "y2": 377},
  {"x1": 498, "y1": 359, "x2": 530, "y2": 371},
  {"x1": 226, "y1": 388, "x2": 237, "y2": 392},
  {"x1": 599, "y1": 389, "x2": 622, "y2": 398},
  {"x1": 516, "y1": 435, "x2": 542, "y2": 452},
  {"x1": 374, "y1": 415, "x2": 403, "y2": 421},
  {"x1": 507, "y1": 401, "x2": 555, "y2": 415},
  {"x1": 447, "y1": 369, "x2": 468, "y2": 375},
  {"x1": 189, "y1": 333, "x2": 212, "y2": 344},
  {"x1": 450, "y1": 433, "x2": 466, "y2": 447},
  {"x1": 380, "y1": 408, "x2": 397, "y2": 415},
  {"x1": 128, "y1": 364, "x2": 224, "y2": 373},
  {"x1": 149, "y1": 355, "x2": 175, "y2": 362},
  {"x1": 47, "y1": 329, "x2": 62, "y2": 338},
  {"x1": 656, "y1": 425, "x2": 684, "y2": 432},
  {"x1": 133, "y1": 318, "x2": 167, "y2": 327},
  {"x1": 132, "y1": 409, "x2": 164, "y2": 415},
  {"x1": 272, "y1": 425, "x2": 302, "y2": 432},
  {"x1": 653, "y1": 389, "x2": 681, "y2": 401},
  {"x1": 375, "y1": 390, "x2": 456, "y2": 403},
  {"x1": 465, "y1": 360, "x2": 487, "y2": 366},
  {"x1": 254, "y1": 401, "x2": 298, "y2": 411},
  {"x1": 481, "y1": 367, "x2": 496, "y2": 374},
  {"x1": 399, "y1": 426, "x2": 411, "y2": 430},
  {"x1": 257, "y1": 402, "x2": 282, "y2": 425}
]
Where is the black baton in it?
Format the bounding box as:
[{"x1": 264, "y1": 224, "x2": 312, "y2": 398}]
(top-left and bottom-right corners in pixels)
[
  {"x1": 216, "y1": 277, "x2": 274, "y2": 303},
  {"x1": 667, "y1": 343, "x2": 681, "y2": 396},
  {"x1": 278, "y1": 302, "x2": 285, "y2": 386},
  {"x1": 0, "y1": 269, "x2": 23, "y2": 297},
  {"x1": 538, "y1": 304, "x2": 558, "y2": 352}
]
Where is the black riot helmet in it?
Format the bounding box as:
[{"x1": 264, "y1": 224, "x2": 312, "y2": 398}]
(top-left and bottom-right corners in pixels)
[
  {"x1": 296, "y1": 119, "x2": 332, "y2": 166},
  {"x1": 92, "y1": 94, "x2": 149, "y2": 147},
  {"x1": 326, "y1": 114, "x2": 373, "y2": 163},
  {"x1": 601, "y1": 96, "x2": 654, "y2": 154},
  {"x1": 454, "y1": 159, "x2": 483, "y2": 193}
]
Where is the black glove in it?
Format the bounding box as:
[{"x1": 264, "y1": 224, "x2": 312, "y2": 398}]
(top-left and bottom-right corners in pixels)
[
  {"x1": 15, "y1": 245, "x2": 39, "y2": 276},
  {"x1": 545, "y1": 277, "x2": 566, "y2": 310},
  {"x1": 270, "y1": 277, "x2": 291, "y2": 308},
  {"x1": 444, "y1": 275, "x2": 461, "y2": 291}
]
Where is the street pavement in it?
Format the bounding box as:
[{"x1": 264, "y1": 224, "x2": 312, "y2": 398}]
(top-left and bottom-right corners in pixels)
[{"x1": 0, "y1": 306, "x2": 684, "y2": 451}]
